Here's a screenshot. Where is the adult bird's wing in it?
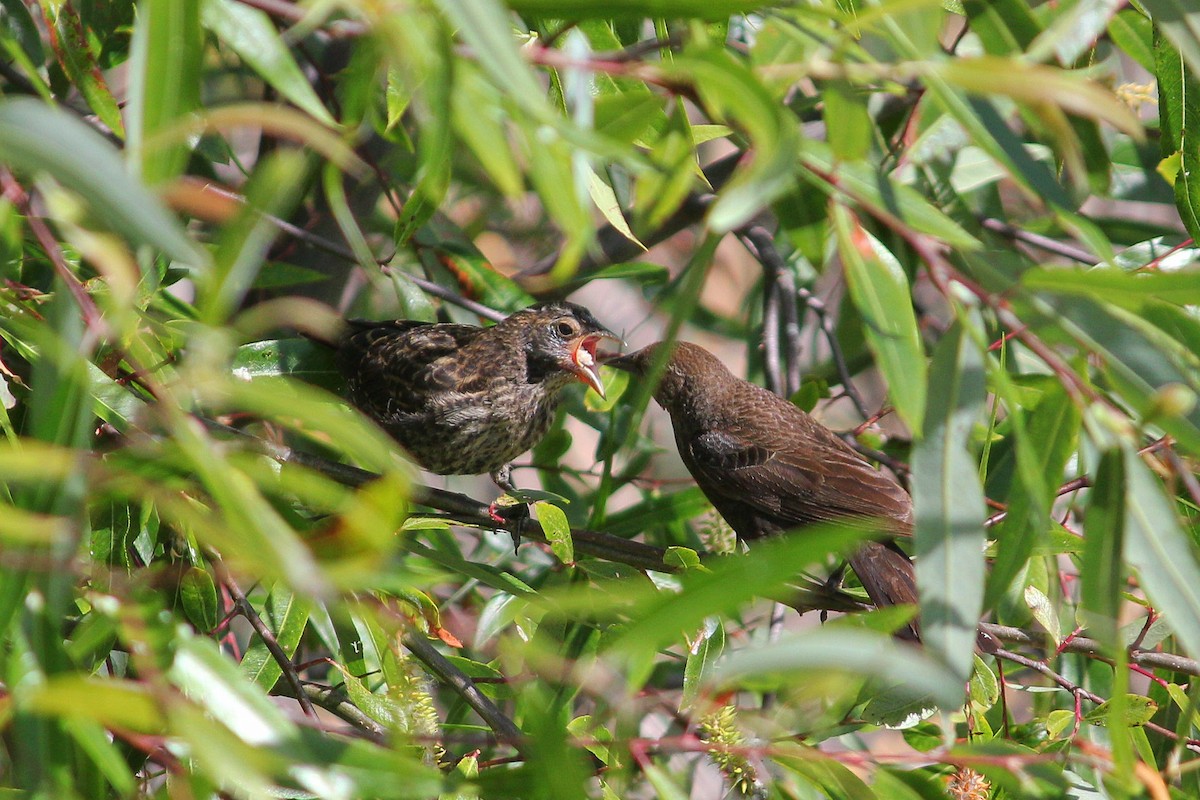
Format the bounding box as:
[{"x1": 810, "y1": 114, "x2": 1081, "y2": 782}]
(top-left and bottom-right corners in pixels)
[{"x1": 683, "y1": 413, "x2": 913, "y2": 535}]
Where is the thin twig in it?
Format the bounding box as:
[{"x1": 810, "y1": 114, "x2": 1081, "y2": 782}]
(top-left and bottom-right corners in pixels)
[
  {"x1": 402, "y1": 633, "x2": 525, "y2": 750},
  {"x1": 219, "y1": 568, "x2": 318, "y2": 718},
  {"x1": 0, "y1": 169, "x2": 104, "y2": 335},
  {"x1": 981, "y1": 218, "x2": 1096, "y2": 264},
  {"x1": 271, "y1": 681, "x2": 389, "y2": 743},
  {"x1": 196, "y1": 418, "x2": 673, "y2": 572},
  {"x1": 187, "y1": 181, "x2": 506, "y2": 322},
  {"x1": 980, "y1": 623, "x2": 1200, "y2": 676},
  {"x1": 739, "y1": 225, "x2": 870, "y2": 418},
  {"x1": 992, "y1": 647, "x2": 1200, "y2": 753}
]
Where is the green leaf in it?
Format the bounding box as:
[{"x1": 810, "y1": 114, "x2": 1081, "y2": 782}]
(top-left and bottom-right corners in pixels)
[
  {"x1": 670, "y1": 48, "x2": 800, "y2": 232},
  {"x1": 609, "y1": 526, "x2": 868, "y2": 671},
  {"x1": 1023, "y1": 584, "x2": 1061, "y2": 648},
  {"x1": 241, "y1": 586, "x2": 312, "y2": 692},
  {"x1": 823, "y1": 80, "x2": 871, "y2": 162},
  {"x1": 46, "y1": 2, "x2": 125, "y2": 137},
  {"x1": 986, "y1": 380, "x2": 1080, "y2": 608},
  {"x1": 716, "y1": 628, "x2": 966, "y2": 710},
  {"x1": 171, "y1": 634, "x2": 297, "y2": 744},
  {"x1": 200, "y1": 0, "x2": 335, "y2": 126},
  {"x1": 535, "y1": 500, "x2": 574, "y2": 564},
  {"x1": 968, "y1": 654, "x2": 999, "y2": 710},
  {"x1": 835, "y1": 207, "x2": 927, "y2": 430},
  {"x1": 0, "y1": 97, "x2": 207, "y2": 266},
  {"x1": 680, "y1": 617, "x2": 723, "y2": 711},
  {"x1": 201, "y1": 150, "x2": 310, "y2": 322},
  {"x1": 1143, "y1": 0, "x2": 1200, "y2": 78},
  {"x1": 1022, "y1": 266, "x2": 1200, "y2": 308},
  {"x1": 127, "y1": 0, "x2": 202, "y2": 184},
  {"x1": 26, "y1": 677, "x2": 166, "y2": 733},
  {"x1": 180, "y1": 567, "x2": 220, "y2": 633},
  {"x1": 1083, "y1": 694, "x2": 1159, "y2": 727},
  {"x1": 931, "y1": 57, "x2": 1143, "y2": 139},
  {"x1": 1122, "y1": 445, "x2": 1200, "y2": 661},
  {"x1": 503, "y1": 0, "x2": 764, "y2": 17},
  {"x1": 912, "y1": 317, "x2": 986, "y2": 682},
  {"x1": 1156, "y1": 31, "x2": 1200, "y2": 241},
  {"x1": 1109, "y1": 10, "x2": 1156, "y2": 72},
  {"x1": 1080, "y1": 449, "x2": 1125, "y2": 649}
]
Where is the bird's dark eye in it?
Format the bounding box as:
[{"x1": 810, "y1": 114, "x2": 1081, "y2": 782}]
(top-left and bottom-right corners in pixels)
[{"x1": 555, "y1": 321, "x2": 577, "y2": 337}]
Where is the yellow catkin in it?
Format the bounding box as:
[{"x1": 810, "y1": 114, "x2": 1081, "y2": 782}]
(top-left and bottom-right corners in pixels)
[{"x1": 697, "y1": 704, "x2": 761, "y2": 796}]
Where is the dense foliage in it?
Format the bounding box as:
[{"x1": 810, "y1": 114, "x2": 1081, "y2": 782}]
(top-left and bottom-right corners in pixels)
[{"x1": 1, "y1": 0, "x2": 1200, "y2": 797}]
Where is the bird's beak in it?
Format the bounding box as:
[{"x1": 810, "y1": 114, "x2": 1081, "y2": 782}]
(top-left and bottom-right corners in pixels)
[
  {"x1": 571, "y1": 332, "x2": 622, "y2": 398},
  {"x1": 601, "y1": 351, "x2": 637, "y2": 372}
]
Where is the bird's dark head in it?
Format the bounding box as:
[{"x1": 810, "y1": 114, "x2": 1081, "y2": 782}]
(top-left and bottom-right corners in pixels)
[
  {"x1": 506, "y1": 302, "x2": 621, "y2": 397},
  {"x1": 607, "y1": 341, "x2": 731, "y2": 410}
]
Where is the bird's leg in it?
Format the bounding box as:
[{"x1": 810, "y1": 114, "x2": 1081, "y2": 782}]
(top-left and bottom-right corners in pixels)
[
  {"x1": 820, "y1": 561, "x2": 849, "y2": 624},
  {"x1": 488, "y1": 463, "x2": 529, "y2": 552}
]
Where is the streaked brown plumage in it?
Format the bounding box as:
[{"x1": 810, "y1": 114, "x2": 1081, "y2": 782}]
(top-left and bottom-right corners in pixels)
[
  {"x1": 611, "y1": 341, "x2": 919, "y2": 638},
  {"x1": 336, "y1": 302, "x2": 617, "y2": 491}
]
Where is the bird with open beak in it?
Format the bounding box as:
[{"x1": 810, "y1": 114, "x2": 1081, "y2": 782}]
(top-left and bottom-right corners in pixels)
[
  {"x1": 337, "y1": 302, "x2": 619, "y2": 542},
  {"x1": 609, "y1": 340, "x2": 920, "y2": 640}
]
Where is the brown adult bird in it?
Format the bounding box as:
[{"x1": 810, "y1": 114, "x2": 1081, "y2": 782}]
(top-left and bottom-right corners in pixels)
[
  {"x1": 336, "y1": 302, "x2": 618, "y2": 531},
  {"x1": 610, "y1": 341, "x2": 919, "y2": 639}
]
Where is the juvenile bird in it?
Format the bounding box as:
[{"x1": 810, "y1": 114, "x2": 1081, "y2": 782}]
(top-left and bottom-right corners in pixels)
[
  {"x1": 337, "y1": 302, "x2": 618, "y2": 529},
  {"x1": 610, "y1": 341, "x2": 919, "y2": 639}
]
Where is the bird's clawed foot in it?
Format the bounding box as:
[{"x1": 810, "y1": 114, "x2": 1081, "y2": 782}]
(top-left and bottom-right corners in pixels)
[
  {"x1": 819, "y1": 561, "x2": 849, "y2": 624},
  {"x1": 488, "y1": 466, "x2": 528, "y2": 553},
  {"x1": 487, "y1": 499, "x2": 530, "y2": 553}
]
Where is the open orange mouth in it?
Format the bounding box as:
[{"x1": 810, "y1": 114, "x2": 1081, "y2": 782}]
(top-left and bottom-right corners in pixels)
[{"x1": 571, "y1": 333, "x2": 620, "y2": 397}]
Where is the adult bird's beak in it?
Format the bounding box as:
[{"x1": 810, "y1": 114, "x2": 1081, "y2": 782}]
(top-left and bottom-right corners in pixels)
[{"x1": 570, "y1": 331, "x2": 622, "y2": 397}]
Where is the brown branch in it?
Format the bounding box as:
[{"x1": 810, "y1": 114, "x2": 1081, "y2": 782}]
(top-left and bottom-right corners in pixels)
[
  {"x1": 218, "y1": 567, "x2": 318, "y2": 718},
  {"x1": 739, "y1": 225, "x2": 868, "y2": 416},
  {"x1": 402, "y1": 632, "x2": 525, "y2": 750},
  {"x1": 270, "y1": 681, "x2": 389, "y2": 743},
  {"x1": 992, "y1": 647, "x2": 1200, "y2": 753},
  {"x1": 980, "y1": 218, "x2": 1097, "y2": 264}
]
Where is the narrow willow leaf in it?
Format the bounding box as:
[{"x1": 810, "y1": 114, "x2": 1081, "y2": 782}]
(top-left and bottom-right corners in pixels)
[
  {"x1": 680, "y1": 618, "x2": 723, "y2": 712},
  {"x1": 912, "y1": 318, "x2": 986, "y2": 682},
  {"x1": 986, "y1": 380, "x2": 1080, "y2": 608},
  {"x1": 126, "y1": 0, "x2": 201, "y2": 184},
  {"x1": 835, "y1": 206, "x2": 927, "y2": 430},
  {"x1": 1156, "y1": 32, "x2": 1200, "y2": 241},
  {"x1": 1122, "y1": 446, "x2": 1200, "y2": 660},
  {"x1": 171, "y1": 635, "x2": 296, "y2": 746},
  {"x1": 670, "y1": 48, "x2": 799, "y2": 232},
  {"x1": 1080, "y1": 449, "x2": 1125, "y2": 649},
  {"x1": 0, "y1": 98, "x2": 206, "y2": 265},
  {"x1": 504, "y1": 0, "x2": 763, "y2": 17},
  {"x1": 1023, "y1": 585, "x2": 1061, "y2": 649},
  {"x1": 823, "y1": 80, "x2": 871, "y2": 162},
  {"x1": 202, "y1": 150, "x2": 310, "y2": 322},
  {"x1": 201, "y1": 0, "x2": 335, "y2": 125},
  {"x1": 1022, "y1": 266, "x2": 1200, "y2": 308},
  {"x1": 241, "y1": 586, "x2": 312, "y2": 691},
  {"x1": 47, "y1": 3, "x2": 125, "y2": 137},
  {"x1": 932, "y1": 57, "x2": 1143, "y2": 139},
  {"x1": 716, "y1": 628, "x2": 965, "y2": 710},
  {"x1": 611, "y1": 526, "x2": 869, "y2": 680},
  {"x1": 26, "y1": 677, "x2": 166, "y2": 733},
  {"x1": 1143, "y1": 0, "x2": 1200, "y2": 78}
]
